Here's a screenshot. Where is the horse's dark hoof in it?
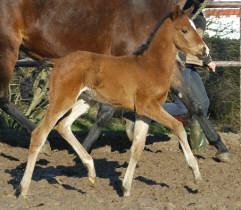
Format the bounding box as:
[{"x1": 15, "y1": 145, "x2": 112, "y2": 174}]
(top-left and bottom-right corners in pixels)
[{"x1": 215, "y1": 152, "x2": 232, "y2": 162}]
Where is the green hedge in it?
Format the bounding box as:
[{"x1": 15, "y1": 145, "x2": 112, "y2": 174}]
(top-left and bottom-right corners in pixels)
[{"x1": 203, "y1": 36, "x2": 240, "y2": 131}]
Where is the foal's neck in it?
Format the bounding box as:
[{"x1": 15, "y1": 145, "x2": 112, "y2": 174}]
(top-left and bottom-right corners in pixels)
[{"x1": 141, "y1": 19, "x2": 177, "y2": 69}]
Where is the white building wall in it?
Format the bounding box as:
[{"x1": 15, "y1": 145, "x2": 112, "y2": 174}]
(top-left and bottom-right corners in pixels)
[{"x1": 204, "y1": 9, "x2": 240, "y2": 39}]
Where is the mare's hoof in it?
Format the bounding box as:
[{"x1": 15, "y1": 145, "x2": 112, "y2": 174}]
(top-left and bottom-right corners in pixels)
[{"x1": 216, "y1": 152, "x2": 232, "y2": 163}]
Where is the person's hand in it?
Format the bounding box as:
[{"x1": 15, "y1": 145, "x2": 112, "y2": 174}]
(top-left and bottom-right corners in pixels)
[{"x1": 207, "y1": 61, "x2": 216, "y2": 72}]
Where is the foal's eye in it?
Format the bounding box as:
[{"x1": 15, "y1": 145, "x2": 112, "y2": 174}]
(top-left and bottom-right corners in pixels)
[{"x1": 182, "y1": 29, "x2": 188, "y2": 34}]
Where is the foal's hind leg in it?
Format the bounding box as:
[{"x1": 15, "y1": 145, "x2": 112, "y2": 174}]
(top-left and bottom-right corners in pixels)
[
  {"x1": 20, "y1": 111, "x2": 62, "y2": 197},
  {"x1": 122, "y1": 116, "x2": 150, "y2": 196},
  {"x1": 55, "y1": 99, "x2": 96, "y2": 184},
  {"x1": 20, "y1": 97, "x2": 96, "y2": 197}
]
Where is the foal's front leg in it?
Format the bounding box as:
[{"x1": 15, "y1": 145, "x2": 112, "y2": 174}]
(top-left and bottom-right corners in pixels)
[
  {"x1": 20, "y1": 113, "x2": 59, "y2": 197},
  {"x1": 138, "y1": 103, "x2": 202, "y2": 183},
  {"x1": 171, "y1": 64, "x2": 231, "y2": 162},
  {"x1": 122, "y1": 116, "x2": 150, "y2": 196}
]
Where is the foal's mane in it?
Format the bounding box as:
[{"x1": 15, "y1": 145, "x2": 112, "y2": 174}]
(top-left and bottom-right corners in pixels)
[{"x1": 133, "y1": 10, "x2": 184, "y2": 56}]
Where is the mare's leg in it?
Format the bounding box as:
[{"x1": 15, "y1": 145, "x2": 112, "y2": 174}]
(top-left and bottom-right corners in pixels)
[
  {"x1": 138, "y1": 103, "x2": 202, "y2": 184},
  {"x1": 122, "y1": 116, "x2": 150, "y2": 196},
  {"x1": 55, "y1": 99, "x2": 96, "y2": 184},
  {"x1": 0, "y1": 30, "x2": 37, "y2": 133},
  {"x1": 82, "y1": 104, "x2": 116, "y2": 152},
  {"x1": 170, "y1": 65, "x2": 231, "y2": 162}
]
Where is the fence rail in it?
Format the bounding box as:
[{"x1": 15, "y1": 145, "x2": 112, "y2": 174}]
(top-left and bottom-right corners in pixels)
[
  {"x1": 214, "y1": 61, "x2": 241, "y2": 67},
  {"x1": 207, "y1": 1, "x2": 241, "y2": 8}
]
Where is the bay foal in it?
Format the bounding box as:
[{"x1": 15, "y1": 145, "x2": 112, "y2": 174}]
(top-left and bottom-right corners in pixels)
[{"x1": 20, "y1": 7, "x2": 208, "y2": 197}]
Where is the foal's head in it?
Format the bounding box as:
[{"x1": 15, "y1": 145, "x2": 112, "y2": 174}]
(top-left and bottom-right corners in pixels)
[{"x1": 171, "y1": 6, "x2": 208, "y2": 57}]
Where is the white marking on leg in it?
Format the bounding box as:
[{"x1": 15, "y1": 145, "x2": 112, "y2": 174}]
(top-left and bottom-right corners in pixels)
[
  {"x1": 63, "y1": 99, "x2": 90, "y2": 128},
  {"x1": 20, "y1": 125, "x2": 54, "y2": 197},
  {"x1": 178, "y1": 130, "x2": 202, "y2": 181},
  {"x1": 76, "y1": 87, "x2": 91, "y2": 100},
  {"x1": 55, "y1": 99, "x2": 96, "y2": 183},
  {"x1": 123, "y1": 117, "x2": 149, "y2": 196}
]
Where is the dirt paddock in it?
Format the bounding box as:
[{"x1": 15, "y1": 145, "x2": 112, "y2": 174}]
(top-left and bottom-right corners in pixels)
[{"x1": 0, "y1": 129, "x2": 240, "y2": 210}]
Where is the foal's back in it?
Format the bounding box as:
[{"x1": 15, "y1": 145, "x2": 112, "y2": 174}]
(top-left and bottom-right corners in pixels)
[{"x1": 52, "y1": 51, "x2": 147, "y2": 109}]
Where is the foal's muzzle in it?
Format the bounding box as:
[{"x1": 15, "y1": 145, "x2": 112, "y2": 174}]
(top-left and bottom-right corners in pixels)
[{"x1": 197, "y1": 45, "x2": 210, "y2": 59}]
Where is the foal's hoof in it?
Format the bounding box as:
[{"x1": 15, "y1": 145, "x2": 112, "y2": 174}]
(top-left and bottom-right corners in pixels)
[
  {"x1": 122, "y1": 186, "x2": 131, "y2": 197},
  {"x1": 19, "y1": 192, "x2": 33, "y2": 200},
  {"x1": 215, "y1": 152, "x2": 232, "y2": 163},
  {"x1": 41, "y1": 142, "x2": 52, "y2": 155},
  {"x1": 19, "y1": 193, "x2": 27, "y2": 200},
  {"x1": 88, "y1": 177, "x2": 96, "y2": 185},
  {"x1": 18, "y1": 187, "x2": 29, "y2": 199},
  {"x1": 194, "y1": 176, "x2": 203, "y2": 185}
]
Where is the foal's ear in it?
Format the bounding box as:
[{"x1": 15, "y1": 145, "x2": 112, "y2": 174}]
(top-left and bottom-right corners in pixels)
[
  {"x1": 172, "y1": 5, "x2": 182, "y2": 20},
  {"x1": 184, "y1": 5, "x2": 194, "y2": 17}
]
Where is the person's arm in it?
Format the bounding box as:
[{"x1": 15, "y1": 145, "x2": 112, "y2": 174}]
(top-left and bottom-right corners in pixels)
[
  {"x1": 203, "y1": 54, "x2": 216, "y2": 72},
  {"x1": 207, "y1": 61, "x2": 216, "y2": 72}
]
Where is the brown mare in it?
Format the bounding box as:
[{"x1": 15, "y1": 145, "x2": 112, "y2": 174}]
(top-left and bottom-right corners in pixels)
[
  {"x1": 20, "y1": 6, "x2": 207, "y2": 197},
  {"x1": 0, "y1": 0, "x2": 230, "y2": 161}
]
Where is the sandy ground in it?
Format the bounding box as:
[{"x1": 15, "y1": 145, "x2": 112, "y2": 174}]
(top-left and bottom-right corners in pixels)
[{"x1": 0, "y1": 129, "x2": 240, "y2": 210}]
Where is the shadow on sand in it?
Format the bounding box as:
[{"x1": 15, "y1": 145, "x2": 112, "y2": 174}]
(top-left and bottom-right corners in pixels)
[{"x1": 1, "y1": 127, "x2": 170, "y2": 197}]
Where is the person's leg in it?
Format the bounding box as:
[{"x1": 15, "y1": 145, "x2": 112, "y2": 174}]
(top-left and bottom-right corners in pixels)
[
  {"x1": 184, "y1": 68, "x2": 208, "y2": 150},
  {"x1": 188, "y1": 69, "x2": 210, "y2": 116},
  {"x1": 170, "y1": 66, "x2": 231, "y2": 161},
  {"x1": 163, "y1": 94, "x2": 188, "y2": 116}
]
